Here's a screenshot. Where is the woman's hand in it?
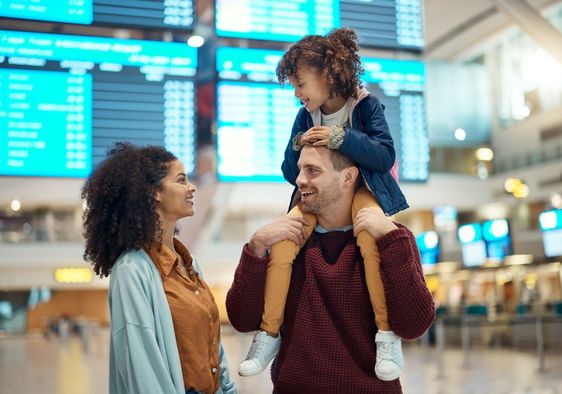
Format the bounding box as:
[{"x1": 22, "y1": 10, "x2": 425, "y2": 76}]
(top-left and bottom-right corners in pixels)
[{"x1": 249, "y1": 215, "x2": 309, "y2": 257}]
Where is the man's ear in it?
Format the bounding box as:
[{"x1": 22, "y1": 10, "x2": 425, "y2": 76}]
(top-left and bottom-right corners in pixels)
[
  {"x1": 154, "y1": 189, "x2": 161, "y2": 203},
  {"x1": 343, "y1": 166, "x2": 360, "y2": 189}
]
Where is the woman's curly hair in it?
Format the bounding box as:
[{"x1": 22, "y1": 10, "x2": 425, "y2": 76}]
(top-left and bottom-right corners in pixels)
[
  {"x1": 81, "y1": 143, "x2": 177, "y2": 277},
  {"x1": 276, "y1": 27, "x2": 364, "y2": 99}
]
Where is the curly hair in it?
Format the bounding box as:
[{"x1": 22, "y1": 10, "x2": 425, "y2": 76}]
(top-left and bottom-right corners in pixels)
[
  {"x1": 276, "y1": 27, "x2": 364, "y2": 99},
  {"x1": 81, "y1": 143, "x2": 177, "y2": 277}
]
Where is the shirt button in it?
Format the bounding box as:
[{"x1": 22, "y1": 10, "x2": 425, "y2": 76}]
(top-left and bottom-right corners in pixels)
[
  {"x1": 212, "y1": 367, "x2": 217, "y2": 373},
  {"x1": 194, "y1": 290, "x2": 200, "y2": 295}
]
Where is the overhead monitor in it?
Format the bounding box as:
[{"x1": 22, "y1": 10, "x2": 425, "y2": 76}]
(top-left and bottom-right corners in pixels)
[
  {"x1": 216, "y1": 0, "x2": 340, "y2": 43},
  {"x1": 215, "y1": 0, "x2": 423, "y2": 50},
  {"x1": 0, "y1": 0, "x2": 194, "y2": 29},
  {"x1": 458, "y1": 222, "x2": 487, "y2": 267},
  {"x1": 340, "y1": 0, "x2": 423, "y2": 50},
  {"x1": 539, "y1": 209, "x2": 562, "y2": 258},
  {"x1": 215, "y1": 47, "x2": 428, "y2": 182},
  {"x1": 216, "y1": 47, "x2": 300, "y2": 182},
  {"x1": 0, "y1": 30, "x2": 197, "y2": 178},
  {"x1": 482, "y1": 219, "x2": 512, "y2": 261},
  {"x1": 362, "y1": 57, "x2": 428, "y2": 182},
  {"x1": 416, "y1": 230, "x2": 439, "y2": 265}
]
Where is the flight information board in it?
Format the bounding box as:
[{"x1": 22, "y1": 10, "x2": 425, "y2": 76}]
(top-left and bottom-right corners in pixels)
[
  {"x1": 216, "y1": 47, "x2": 428, "y2": 182},
  {"x1": 0, "y1": 0, "x2": 194, "y2": 29},
  {"x1": 341, "y1": 0, "x2": 423, "y2": 50},
  {"x1": 362, "y1": 57, "x2": 428, "y2": 182},
  {"x1": 216, "y1": 48, "x2": 300, "y2": 182},
  {"x1": 215, "y1": 0, "x2": 423, "y2": 50},
  {"x1": 216, "y1": 0, "x2": 340, "y2": 42},
  {"x1": 0, "y1": 30, "x2": 197, "y2": 178}
]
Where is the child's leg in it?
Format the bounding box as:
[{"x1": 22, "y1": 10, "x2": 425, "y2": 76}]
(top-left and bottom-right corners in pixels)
[
  {"x1": 239, "y1": 205, "x2": 316, "y2": 377},
  {"x1": 261, "y1": 204, "x2": 316, "y2": 335},
  {"x1": 351, "y1": 186, "x2": 389, "y2": 331},
  {"x1": 352, "y1": 186, "x2": 403, "y2": 381}
]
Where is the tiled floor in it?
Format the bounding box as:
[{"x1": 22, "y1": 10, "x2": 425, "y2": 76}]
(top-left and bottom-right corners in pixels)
[{"x1": 1, "y1": 326, "x2": 561, "y2": 394}]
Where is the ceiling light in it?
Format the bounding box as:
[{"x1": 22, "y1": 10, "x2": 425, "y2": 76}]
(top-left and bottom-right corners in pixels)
[
  {"x1": 187, "y1": 35, "x2": 204, "y2": 48},
  {"x1": 476, "y1": 147, "x2": 494, "y2": 161},
  {"x1": 454, "y1": 128, "x2": 466, "y2": 141}
]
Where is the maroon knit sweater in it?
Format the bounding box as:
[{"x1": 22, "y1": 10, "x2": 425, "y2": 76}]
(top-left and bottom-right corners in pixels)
[{"x1": 226, "y1": 226, "x2": 435, "y2": 394}]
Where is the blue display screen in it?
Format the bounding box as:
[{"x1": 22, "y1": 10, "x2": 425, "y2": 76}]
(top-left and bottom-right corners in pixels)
[
  {"x1": 542, "y1": 228, "x2": 562, "y2": 258},
  {"x1": 216, "y1": 48, "x2": 300, "y2": 182},
  {"x1": 416, "y1": 231, "x2": 439, "y2": 265},
  {"x1": 215, "y1": 47, "x2": 428, "y2": 183},
  {"x1": 0, "y1": 30, "x2": 197, "y2": 178},
  {"x1": 482, "y1": 219, "x2": 512, "y2": 260},
  {"x1": 363, "y1": 57, "x2": 428, "y2": 182},
  {"x1": 340, "y1": 0, "x2": 423, "y2": 50},
  {"x1": 0, "y1": 0, "x2": 194, "y2": 29},
  {"x1": 538, "y1": 208, "x2": 562, "y2": 231},
  {"x1": 215, "y1": 0, "x2": 423, "y2": 50},
  {"x1": 216, "y1": 0, "x2": 340, "y2": 42},
  {"x1": 0, "y1": 0, "x2": 92, "y2": 24},
  {"x1": 0, "y1": 69, "x2": 92, "y2": 177},
  {"x1": 539, "y1": 209, "x2": 562, "y2": 257},
  {"x1": 462, "y1": 240, "x2": 487, "y2": 268}
]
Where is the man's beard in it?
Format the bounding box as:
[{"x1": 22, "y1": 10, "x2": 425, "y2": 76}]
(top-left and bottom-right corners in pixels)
[{"x1": 300, "y1": 188, "x2": 341, "y2": 215}]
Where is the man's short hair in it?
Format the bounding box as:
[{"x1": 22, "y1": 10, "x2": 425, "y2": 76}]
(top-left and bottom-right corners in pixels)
[{"x1": 328, "y1": 149, "x2": 355, "y2": 171}]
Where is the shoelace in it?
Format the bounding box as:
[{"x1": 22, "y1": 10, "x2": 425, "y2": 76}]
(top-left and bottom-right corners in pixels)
[
  {"x1": 245, "y1": 338, "x2": 265, "y2": 361},
  {"x1": 378, "y1": 342, "x2": 394, "y2": 360}
]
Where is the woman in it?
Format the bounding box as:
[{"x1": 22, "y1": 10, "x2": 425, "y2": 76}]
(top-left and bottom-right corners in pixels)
[{"x1": 82, "y1": 143, "x2": 236, "y2": 394}]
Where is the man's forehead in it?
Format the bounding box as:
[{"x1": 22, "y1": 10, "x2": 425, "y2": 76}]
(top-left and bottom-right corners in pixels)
[{"x1": 298, "y1": 146, "x2": 331, "y2": 167}]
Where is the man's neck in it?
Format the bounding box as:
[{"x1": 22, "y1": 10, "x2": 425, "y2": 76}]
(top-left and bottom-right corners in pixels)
[{"x1": 316, "y1": 209, "x2": 352, "y2": 231}]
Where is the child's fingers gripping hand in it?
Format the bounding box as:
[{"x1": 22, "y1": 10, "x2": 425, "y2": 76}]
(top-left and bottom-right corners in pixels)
[{"x1": 303, "y1": 126, "x2": 330, "y2": 147}]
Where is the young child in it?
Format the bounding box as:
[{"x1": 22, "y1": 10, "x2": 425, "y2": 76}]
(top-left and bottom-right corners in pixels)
[{"x1": 238, "y1": 27, "x2": 409, "y2": 382}]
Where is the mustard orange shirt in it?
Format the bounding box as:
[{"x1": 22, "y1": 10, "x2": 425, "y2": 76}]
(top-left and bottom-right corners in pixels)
[{"x1": 147, "y1": 239, "x2": 220, "y2": 394}]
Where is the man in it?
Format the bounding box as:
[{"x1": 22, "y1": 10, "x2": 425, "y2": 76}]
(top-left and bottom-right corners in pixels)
[{"x1": 226, "y1": 145, "x2": 435, "y2": 393}]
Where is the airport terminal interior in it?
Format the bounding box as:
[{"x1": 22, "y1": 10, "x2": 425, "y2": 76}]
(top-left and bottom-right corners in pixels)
[{"x1": 1, "y1": 0, "x2": 562, "y2": 393}]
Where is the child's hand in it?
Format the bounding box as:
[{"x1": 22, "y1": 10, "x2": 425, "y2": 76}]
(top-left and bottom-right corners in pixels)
[
  {"x1": 249, "y1": 216, "x2": 309, "y2": 257},
  {"x1": 302, "y1": 126, "x2": 330, "y2": 147},
  {"x1": 353, "y1": 207, "x2": 398, "y2": 239}
]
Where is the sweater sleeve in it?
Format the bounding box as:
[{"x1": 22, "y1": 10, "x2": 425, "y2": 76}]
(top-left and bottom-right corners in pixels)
[
  {"x1": 110, "y1": 261, "x2": 181, "y2": 394},
  {"x1": 225, "y1": 244, "x2": 269, "y2": 332},
  {"x1": 376, "y1": 225, "x2": 436, "y2": 340}
]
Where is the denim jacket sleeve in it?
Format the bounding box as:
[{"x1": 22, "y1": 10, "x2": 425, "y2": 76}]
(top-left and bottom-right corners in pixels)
[
  {"x1": 281, "y1": 107, "x2": 310, "y2": 186},
  {"x1": 339, "y1": 95, "x2": 396, "y2": 173}
]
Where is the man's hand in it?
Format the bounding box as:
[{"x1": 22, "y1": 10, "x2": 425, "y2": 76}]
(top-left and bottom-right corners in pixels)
[
  {"x1": 353, "y1": 206, "x2": 398, "y2": 240},
  {"x1": 301, "y1": 126, "x2": 330, "y2": 147},
  {"x1": 249, "y1": 215, "x2": 309, "y2": 257}
]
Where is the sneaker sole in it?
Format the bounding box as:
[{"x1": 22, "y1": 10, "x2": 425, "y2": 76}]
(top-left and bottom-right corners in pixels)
[{"x1": 238, "y1": 368, "x2": 267, "y2": 377}]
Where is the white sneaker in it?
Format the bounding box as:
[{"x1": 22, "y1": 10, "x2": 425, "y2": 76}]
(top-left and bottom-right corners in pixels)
[
  {"x1": 238, "y1": 331, "x2": 282, "y2": 377},
  {"x1": 375, "y1": 330, "x2": 404, "y2": 381}
]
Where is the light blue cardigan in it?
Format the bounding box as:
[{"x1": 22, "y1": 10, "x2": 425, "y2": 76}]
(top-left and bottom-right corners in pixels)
[{"x1": 108, "y1": 249, "x2": 236, "y2": 394}]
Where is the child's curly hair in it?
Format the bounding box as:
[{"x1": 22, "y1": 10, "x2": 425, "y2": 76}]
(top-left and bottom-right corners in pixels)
[
  {"x1": 276, "y1": 27, "x2": 364, "y2": 99},
  {"x1": 81, "y1": 143, "x2": 177, "y2": 277}
]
